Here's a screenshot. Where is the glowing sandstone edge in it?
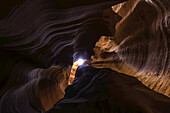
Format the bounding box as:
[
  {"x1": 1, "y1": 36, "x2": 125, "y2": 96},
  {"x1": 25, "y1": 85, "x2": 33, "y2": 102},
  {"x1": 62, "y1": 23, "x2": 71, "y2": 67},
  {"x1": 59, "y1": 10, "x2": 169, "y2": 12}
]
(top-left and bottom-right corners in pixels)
[{"x1": 69, "y1": 59, "x2": 87, "y2": 85}]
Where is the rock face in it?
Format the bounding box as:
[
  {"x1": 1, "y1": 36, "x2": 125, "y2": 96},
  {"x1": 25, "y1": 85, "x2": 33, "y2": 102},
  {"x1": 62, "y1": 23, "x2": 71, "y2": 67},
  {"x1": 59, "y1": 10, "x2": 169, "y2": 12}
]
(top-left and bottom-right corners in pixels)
[
  {"x1": 0, "y1": 64, "x2": 70, "y2": 112},
  {"x1": 92, "y1": 0, "x2": 170, "y2": 97},
  {"x1": 47, "y1": 66, "x2": 170, "y2": 113},
  {"x1": 0, "y1": 0, "x2": 126, "y2": 112},
  {"x1": 0, "y1": 0, "x2": 170, "y2": 113}
]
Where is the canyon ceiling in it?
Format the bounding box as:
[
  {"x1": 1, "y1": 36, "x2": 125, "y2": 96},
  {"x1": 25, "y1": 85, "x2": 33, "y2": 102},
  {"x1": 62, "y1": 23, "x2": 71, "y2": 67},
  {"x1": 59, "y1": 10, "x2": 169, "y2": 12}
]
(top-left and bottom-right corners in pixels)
[{"x1": 0, "y1": 0, "x2": 169, "y2": 113}]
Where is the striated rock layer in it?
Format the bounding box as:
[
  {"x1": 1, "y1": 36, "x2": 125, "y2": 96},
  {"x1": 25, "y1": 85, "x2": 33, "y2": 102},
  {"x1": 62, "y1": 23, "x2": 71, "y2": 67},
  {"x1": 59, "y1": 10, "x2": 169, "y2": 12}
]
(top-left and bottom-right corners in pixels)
[
  {"x1": 92, "y1": 0, "x2": 170, "y2": 97},
  {"x1": 0, "y1": 0, "x2": 126, "y2": 112},
  {"x1": 0, "y1": 0, "x2": 170, "y2": 113}
]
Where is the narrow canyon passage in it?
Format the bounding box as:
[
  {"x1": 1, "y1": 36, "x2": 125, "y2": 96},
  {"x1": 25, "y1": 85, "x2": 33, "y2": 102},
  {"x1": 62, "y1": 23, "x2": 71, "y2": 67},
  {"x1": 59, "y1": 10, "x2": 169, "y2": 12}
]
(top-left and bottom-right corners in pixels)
[{"x1": 0, "y1": 0, "x2": 169, "y2": 113}]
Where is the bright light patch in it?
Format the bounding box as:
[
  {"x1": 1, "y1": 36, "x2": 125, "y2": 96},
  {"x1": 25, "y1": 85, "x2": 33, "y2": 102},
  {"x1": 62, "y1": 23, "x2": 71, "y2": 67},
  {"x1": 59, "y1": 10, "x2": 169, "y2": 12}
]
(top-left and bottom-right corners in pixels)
[
  {"x1": 69, "y1": 58, "x2": 87, "y2": 85},
  {"x1": 76, "y1": 59, "x2": 84, "y2": 66}
]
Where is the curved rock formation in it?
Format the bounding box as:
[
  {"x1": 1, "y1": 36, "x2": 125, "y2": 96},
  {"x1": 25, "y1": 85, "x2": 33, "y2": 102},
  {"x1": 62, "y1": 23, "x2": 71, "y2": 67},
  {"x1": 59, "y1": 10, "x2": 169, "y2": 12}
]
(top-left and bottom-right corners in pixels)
[
  {"x1": 0, "y1": 0, "x2": 170, "y2": 113},
  {"x1": 92, "y1": 0, "x2": 170, "y2": 97},
  {"x1": 47, "y1": 66, "x2": 170, "y2": 113},
  {"x1": 0, "y1": 0, "x2": 126, "y2": 112}
]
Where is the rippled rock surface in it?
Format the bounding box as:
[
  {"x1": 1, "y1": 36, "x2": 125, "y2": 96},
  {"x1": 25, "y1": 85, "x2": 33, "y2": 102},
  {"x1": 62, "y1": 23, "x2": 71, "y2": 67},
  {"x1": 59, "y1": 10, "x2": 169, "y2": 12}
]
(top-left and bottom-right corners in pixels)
[
  {"x1": 0, "y1": 0, "x2": 170, "y2": 113},
  {"x1": 92, "y1": 0, "x2": 170, "y2": 97},
  {"x1": 0, "y1": 0, "x2": 126, "y2": 112}
]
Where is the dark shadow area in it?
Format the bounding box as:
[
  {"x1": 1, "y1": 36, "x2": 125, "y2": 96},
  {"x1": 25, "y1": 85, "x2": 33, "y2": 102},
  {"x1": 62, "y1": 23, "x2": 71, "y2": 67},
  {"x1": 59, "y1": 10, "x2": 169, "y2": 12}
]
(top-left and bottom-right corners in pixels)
[{"x1": 47, "y1": 66, "x2": 170, "y2": 113}]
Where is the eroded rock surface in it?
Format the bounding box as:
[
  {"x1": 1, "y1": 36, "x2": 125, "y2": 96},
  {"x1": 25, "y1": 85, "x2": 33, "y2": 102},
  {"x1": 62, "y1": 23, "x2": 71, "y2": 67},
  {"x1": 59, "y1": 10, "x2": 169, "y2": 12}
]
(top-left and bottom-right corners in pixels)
[
  {"x1": 92, "y1": 0, "x2": 170, "y2": 97},
  {"x1": 0, "y1": 0, "x2": 170, "y2": 113}
]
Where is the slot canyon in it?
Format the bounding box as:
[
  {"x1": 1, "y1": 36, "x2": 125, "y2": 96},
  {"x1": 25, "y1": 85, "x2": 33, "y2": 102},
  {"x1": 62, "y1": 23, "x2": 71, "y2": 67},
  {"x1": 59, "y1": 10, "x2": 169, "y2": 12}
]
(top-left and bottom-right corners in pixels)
[{"x1": 0, "y1": 0, "x2": 170, "y2": 113}]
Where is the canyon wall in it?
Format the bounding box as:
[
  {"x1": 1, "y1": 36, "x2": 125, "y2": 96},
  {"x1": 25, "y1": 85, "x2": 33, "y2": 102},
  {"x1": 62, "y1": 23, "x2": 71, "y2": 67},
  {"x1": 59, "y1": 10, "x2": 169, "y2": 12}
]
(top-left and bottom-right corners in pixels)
[
  {"x1": 92, "y1": 0, "x2": 170, "y2": 97},
  {"x1": 0, "y1": 0, "x2": 169, "y2": 112}
]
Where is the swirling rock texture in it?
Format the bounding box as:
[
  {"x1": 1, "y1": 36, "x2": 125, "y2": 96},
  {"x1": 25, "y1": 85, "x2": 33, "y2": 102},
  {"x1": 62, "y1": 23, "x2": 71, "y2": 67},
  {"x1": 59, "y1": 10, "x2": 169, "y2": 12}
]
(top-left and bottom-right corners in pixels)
[
  {"x1": 0, "y1": 0, "x2": 170, "y2": 113},
  {"x1": 92, "y1": 0, "x2": 170, "y2": 97},
  {"x1": 0, "y1": 0, "x2": 126, "y2": 112}
]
